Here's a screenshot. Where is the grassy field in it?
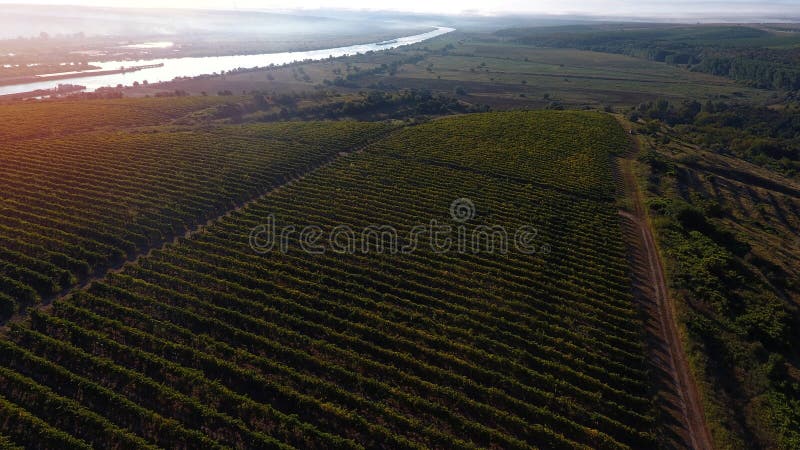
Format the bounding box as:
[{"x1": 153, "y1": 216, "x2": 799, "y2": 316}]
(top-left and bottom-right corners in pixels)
[
  {"x1": 120, "y1": 32, "x2": 774, "y2": 111},
  {"x1": 393, "y1": 40, "x2": 769, "y2": 107},
  {"x1": 497, "y1": 24, "x2": 800, "y2": 91},
  {"x1": 0, "y1": 110, "x2": 658, "y2": 448}
]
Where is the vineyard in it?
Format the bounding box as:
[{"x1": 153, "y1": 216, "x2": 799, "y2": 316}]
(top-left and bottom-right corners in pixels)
[
  {"x1": 0, "y1": 110, "x2": 658, "y2": 448},
  {"x1": 0, "y1": 96, "x2": 245, "y2": 142},
  {"x1": 0, "y1": 119, "x2": 393, "y2": 318}
]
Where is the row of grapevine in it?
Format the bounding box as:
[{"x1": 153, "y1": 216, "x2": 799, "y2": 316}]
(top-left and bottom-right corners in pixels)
[
  {"x1": 0, "y1": 120, "x2": 393, "y2": 318},
  {"x1": 0, "y1": 111, "x2": 656, "y2": 448},
  {"x1": 0, "y1": 96, "x2": 240, "y2": 142}
]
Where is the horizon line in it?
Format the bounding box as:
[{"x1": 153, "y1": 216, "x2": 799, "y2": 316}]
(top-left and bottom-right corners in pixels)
[{"x1": 1, "y1": 2, "x2": 799, "y2": 22}]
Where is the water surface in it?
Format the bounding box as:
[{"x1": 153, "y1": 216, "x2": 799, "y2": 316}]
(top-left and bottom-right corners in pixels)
[{"x1": 0, "y1": 27, "x2": 454, "y2": 96}]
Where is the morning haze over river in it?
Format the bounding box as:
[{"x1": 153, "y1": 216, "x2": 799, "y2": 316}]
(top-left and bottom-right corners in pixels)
[{"x1": 0, "y1": 26, "x2": 453, "y2": 96}]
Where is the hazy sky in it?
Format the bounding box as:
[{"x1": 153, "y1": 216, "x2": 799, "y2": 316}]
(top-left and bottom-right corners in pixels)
[{"x1": 3, "y1": 0, "x2": 800, "y2": 17}]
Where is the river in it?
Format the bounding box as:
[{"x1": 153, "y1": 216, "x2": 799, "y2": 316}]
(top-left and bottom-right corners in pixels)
[{"x1": 0, "y1": 27, "x2": 454, "y2": 96}]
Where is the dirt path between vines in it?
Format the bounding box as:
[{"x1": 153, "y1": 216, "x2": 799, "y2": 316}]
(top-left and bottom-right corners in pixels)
[{"x1": 615, "y1": 123, "x2": 714, "y2": 450}]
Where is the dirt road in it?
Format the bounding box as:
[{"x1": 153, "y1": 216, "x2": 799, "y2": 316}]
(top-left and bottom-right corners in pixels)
[{"x1": 616, "y1": 126, "x2": 714, "y2": 450}]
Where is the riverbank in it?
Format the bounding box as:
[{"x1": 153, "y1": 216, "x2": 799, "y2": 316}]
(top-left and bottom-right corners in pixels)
[
  {"x1": 0, "y1": 27, "x2": 454, "y2": 98},
  {"x1": 0, "y1": 63, "x2": 164, "y2": 88}
]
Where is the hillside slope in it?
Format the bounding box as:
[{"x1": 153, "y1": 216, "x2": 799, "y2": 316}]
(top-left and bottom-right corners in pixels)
[{"x1": 0, "y1": 111, "x2": 658, "y2": 448}]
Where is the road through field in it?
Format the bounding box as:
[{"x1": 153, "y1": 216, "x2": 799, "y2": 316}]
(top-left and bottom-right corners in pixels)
[{"x1": 616, "y1": 120, "x2": 714, "y2": 450}]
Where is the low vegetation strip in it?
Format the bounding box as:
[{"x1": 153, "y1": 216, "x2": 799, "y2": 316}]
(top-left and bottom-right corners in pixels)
[{"x1": 0, "y1": 111, "x2": 656, "y2": 448}]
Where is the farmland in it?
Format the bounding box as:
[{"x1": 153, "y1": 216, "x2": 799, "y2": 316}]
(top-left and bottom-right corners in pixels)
[
  {"x1": 2, "y1": 12, "x2": 800, "y2": 450},
  {"x1": 120, "y1": 32, "x2": 772, "y2": 111},
  {"x1": 0, "y1": 107, "x2": 392, "y2": 318},
  {"x1": 0, "y1": 96, "x2": 244, "y2": 141},
  {"x1": 0, "y1": 111, "x2": 658, "y2": 448}
]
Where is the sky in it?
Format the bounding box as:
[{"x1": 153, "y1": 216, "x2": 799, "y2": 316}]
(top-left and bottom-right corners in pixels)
[{"x1": 2, "y1": 0, "x2": 800, "y2": 18}]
